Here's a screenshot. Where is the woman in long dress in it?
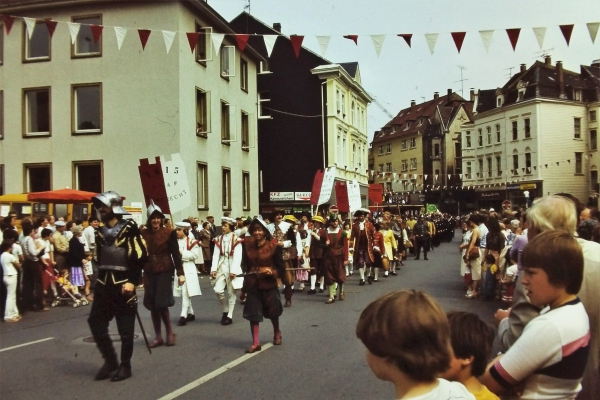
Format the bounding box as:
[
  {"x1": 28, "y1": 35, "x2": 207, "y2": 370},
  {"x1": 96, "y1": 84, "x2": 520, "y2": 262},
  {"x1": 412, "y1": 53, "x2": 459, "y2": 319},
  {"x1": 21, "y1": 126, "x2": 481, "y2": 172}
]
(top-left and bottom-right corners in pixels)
[{"x1": 173, "y1": 222, "x2": 202, "y2": 326}]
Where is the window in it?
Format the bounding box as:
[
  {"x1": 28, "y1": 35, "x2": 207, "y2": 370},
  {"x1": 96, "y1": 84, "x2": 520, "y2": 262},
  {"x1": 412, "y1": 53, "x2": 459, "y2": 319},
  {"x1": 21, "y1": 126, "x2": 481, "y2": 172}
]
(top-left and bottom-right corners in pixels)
[
  {"x1": 24, "y1": 163, "x2": 51, "y2": 192},
  {"x1": 487, "y1": 157, "x2": 492, "y2": 178},
  {"x1": 496, "y1": 156, "x2": 502, "y2": 177},
  {"x1": 0, "y1": 23, "x2": 3, "y2": 65},
  {"x1": 478, "y1": 159, "x2": 483, "y2": 177},
  {"x1": 241, "y1": 112, "x2": 249, "y2": 149},
  {"x1": 336, "y1": 90, "x2": 340, "y2": 113},
  {"x1": 195, "y1": 23, "x2": 211, "y2": 63},
  {"x1": 196, "y1": 88, "x2": 210, "y2": 135},
  {"x1": 573, "y1": 89, "x2": 582, "y2": 102},
  {"x1": 23, "y1": 87, "x2": 50, "y2": 136},
  {"x1": 524, "y1": 118, "x2": 531, "y2": 138},
  {"x1": 378, "y1": 145, "x2": 383, "y2": 155},
  {"x1": 590, "y1": 110, "x2": 597, "y2": 122},
  {"x1": 418, "y1": 117, "x2": 424, "y2": 126},
  {"x1": 242, "y1": 171, "x2": 250, "y2": 211},
  {"x1": 466, "y1": 161, "x2": 472, "y2": 178},
  {"x1": 196, "y1": 163, "x2": 208, "y2": 209},
  {"x1": 0, "y1": 91, "x2": 3, "y2": 140},
  {"x1": 258, "y1": 61, "x2": 270, "y2": 73},
  {"x1": 378, "y1": 164, "x2": 384, "y2": 172},
  {"x1": 575, "y1": 152, "x2": 583, "y2": 174},
  {"x1": 574, "y1": 118, "x2": 581, "y2": 139},
  {"x1": 401, "y1": 160, "x2": 408, "y2": 172},
  {"x1": 410, "y1": 137, "x2": 416, "y2": 148},
  {"x1": 72, "y1": 15, "x2": 101, "y2": 57},
  {"x1": 258, "y1": 92, "x2": 271, "y2": 118},
  {"x1": 222, "y1": 168, "x2": 231, "y2": 210},
  {"x1": 478, "y1": 129, "x2": 483, "y2": 146},
  {"x1": 220, "y1": 45, "x2": 235, "y2": 77},
  {"x1": 497, "y1": 96, "x2": 503, "y2": 107},
  {"x1": 221, "y1": 101, "x2": 231, "y2": 142},
  {"x1": 525, "y1": 152, "x2": 531, "y2": 173},
  {"x1": 72, "y1": 84, "x2": 101, "y2": 134},
  {"x1": 401, "y1": 140, "x2": 407, "y2": 151},
  {"x1": 512, "y1": 120, "x2": 518, "y2": 140},
  {"x1": 240, "y1": 58, "x2": 248, "y2": 92},
  {"x1": 341, "y1": 93, "x2": 346, "y2": 117},
  {"x1": 405, "y1": 121, "x2": 412, "y2": 130},
  {"x1": 486, "y1": 126, "x2": 492, "y2": 144},
  {"x1": 73, "y1": 161, "x2": 102, "y2": 192},
  {"x1": 513, "y1": 153, "x2": 519, "y2": 173},
  {"x1": 433, "y1": 143, "x2": 440, "y2": 157},
  {"x1": 386, "y1": 143, "x2": 391, "y2": 154},
  {"x1": 591, "y1": 129, "x2": 597, "y2": 151},
  {"x1": 496, "y1": 124, "x2": 501, "y2": 143},
  {"x1": 351, "y1": 101, "x2": 355, "y2": 125},
  {"x1": 24, "y1": 20, "x2": 50, "y2": 61},
  {"x1": 465, "y1": 131, "x2": 471, "y2": 148},
  {"x1": 410, "y1": 158, "x2": 417, "y2": 170},
  {"x1": 386, "y1": 163, "x2": 392, "y2": 172}
]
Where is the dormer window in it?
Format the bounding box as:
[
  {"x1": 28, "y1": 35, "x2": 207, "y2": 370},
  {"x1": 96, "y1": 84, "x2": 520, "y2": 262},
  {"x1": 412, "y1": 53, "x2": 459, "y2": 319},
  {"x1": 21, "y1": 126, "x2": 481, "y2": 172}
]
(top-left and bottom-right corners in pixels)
[
  {"x1": 417, "y1": 117, "x2": 424, "y2": 126},
  {"x1": 516, "y1": 81, "x2": 527, "y2": 102},
  {"x1": 497, "y1": 96, "x2": 503, "y2": 107},
  {"x1": 392, "y1": 124, "x2": 398, "y2": 133},
  {"x1": 404, "y1": 121, "x2": 412, "y2": 130},
  {"x1": 573, "y1": 89, "x2": 582, "y2": 102}
]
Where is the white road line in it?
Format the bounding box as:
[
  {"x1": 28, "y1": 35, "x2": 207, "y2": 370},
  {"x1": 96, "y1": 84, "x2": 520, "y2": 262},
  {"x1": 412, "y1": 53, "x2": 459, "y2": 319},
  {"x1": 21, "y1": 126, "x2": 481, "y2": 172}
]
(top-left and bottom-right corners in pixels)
[
  {"x1": 0, "y1": 337, "x2": 54, "y2": 353},
  {"x1": 158, "y1": 343, "x2": 274, "y2": 400}
]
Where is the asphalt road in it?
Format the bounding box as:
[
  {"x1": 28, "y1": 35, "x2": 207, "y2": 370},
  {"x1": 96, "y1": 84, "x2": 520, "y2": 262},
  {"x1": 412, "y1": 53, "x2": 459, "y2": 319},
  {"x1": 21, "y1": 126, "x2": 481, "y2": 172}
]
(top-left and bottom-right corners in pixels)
[{"x1": 0, "y1": 230, "x2": 501, "y2": 400}]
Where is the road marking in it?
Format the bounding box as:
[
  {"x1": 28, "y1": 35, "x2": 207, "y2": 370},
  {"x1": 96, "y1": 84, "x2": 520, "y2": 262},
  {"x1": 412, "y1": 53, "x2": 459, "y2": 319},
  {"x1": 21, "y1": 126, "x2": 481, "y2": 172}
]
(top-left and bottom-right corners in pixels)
[
  {"x1": 0, "y1": 337, "x2": 54, "y2": 353},
  {"x1": 158, "y1": 343, "x2": 274, "y2": 400}
]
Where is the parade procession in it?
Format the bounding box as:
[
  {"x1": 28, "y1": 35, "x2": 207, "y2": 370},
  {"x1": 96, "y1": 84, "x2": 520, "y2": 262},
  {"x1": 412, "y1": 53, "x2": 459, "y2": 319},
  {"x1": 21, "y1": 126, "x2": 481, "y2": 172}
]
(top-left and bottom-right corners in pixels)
[{"x1": 1, "y1": 0, "x2": 600, "y2": 399}]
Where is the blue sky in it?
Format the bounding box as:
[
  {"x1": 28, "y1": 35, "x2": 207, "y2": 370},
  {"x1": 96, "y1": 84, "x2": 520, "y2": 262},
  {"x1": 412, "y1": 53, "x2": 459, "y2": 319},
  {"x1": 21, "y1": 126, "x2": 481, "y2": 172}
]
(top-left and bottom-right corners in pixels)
[{"x1": 210, "y1": 0, "x2": 600, "y2": 141}]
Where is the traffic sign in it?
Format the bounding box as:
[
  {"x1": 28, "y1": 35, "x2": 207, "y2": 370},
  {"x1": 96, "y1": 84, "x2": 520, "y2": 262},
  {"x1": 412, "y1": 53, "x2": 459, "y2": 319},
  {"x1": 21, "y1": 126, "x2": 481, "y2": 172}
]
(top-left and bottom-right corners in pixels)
[{"x1": 329, "y1": 205, "x2": 339, "y2": 214}]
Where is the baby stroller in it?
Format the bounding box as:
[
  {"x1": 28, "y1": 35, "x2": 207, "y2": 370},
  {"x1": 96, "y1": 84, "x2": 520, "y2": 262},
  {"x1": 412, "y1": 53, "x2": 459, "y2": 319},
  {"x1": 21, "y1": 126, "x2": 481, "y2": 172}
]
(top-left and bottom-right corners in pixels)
[{"x1": 49, "y1": 269, "x2": 89, "y2": 308}]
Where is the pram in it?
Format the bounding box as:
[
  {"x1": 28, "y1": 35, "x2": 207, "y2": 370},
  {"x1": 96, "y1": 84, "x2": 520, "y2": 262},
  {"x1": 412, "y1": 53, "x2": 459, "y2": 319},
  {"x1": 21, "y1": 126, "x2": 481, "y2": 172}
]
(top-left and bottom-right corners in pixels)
[{"x1": 48, "y1": 269, "x2": 89, "y2": 308}]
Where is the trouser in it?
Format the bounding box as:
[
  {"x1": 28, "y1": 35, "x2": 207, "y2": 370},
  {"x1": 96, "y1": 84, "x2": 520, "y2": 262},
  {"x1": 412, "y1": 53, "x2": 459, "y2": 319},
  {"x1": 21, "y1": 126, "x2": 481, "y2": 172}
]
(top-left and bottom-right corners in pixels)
[
  {"x1": 180, "y1": 282, "x2": 194, "y2": 318},
  {"x1": 483, "y1": 267, "x2": 497, "y2": 299},
  {"x1": 3, "y1": 275, "x2": 19, "y2": 320},
  {"x1": 22, "y1": 260, "x2": 45, "y2": 310},
  {"x1": 87, "y1": 282, "x2": 136, "y2": 368},
  {"x1": 281, "y1": 259, "x2": 294, "y2": 302},
  {"x1": 213, "y1": 274, "x2": 236, "y2": 318},
  {"x1": 415, "y1": 238, "x2": 429, "y2": 259}
]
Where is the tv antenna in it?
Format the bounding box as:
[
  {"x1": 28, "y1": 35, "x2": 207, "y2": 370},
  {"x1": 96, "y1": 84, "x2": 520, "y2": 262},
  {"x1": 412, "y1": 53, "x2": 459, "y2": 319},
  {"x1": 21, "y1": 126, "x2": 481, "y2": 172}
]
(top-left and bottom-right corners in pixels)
[
  {"x1": 244, "y1": 0, "x2": 251, "y2": 14},
  {"x1": 455, "y1": 65, "x2": 468, "y2": 97},
  {"x1": 533, "y1": 47, "x2": 554, "y2": 60}
]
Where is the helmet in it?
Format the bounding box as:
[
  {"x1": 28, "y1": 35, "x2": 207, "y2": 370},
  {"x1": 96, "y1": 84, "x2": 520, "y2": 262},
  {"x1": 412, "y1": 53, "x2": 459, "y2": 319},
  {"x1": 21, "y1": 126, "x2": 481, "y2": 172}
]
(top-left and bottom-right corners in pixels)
[
  {"x1": 147, "y1": 200, "x2": 165, "y2": 220},
  {"x1": 92, "y1": 191, "x2": 130, "y2": 215}
]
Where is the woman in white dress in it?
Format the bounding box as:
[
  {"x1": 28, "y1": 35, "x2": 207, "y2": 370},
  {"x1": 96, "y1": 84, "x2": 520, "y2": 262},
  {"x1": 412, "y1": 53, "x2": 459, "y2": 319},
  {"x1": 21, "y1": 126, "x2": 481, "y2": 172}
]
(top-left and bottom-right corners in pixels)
[
  {"x1": 211, "y1": 217, "x2": 244, "y2": 326},
  {"x1": 173, "y1": 222, "x2": 202, "y2": 326}
]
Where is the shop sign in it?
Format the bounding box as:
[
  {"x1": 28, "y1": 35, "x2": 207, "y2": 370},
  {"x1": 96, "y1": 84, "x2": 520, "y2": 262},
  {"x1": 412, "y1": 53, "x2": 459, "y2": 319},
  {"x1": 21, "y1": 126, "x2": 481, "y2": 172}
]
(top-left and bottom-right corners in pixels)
[
  {"x1": 295, "y1": 192, "x2": 311, "y2": 201},
  {"x1": 520, "y1": 183, "x2": 537, "y2": 190},
  {"x1": 270, "y1": 192, "x2": 294, "y2": 201},
  {"x1": 506, "y1": 184, "x2": 520, "y2": 191},
  {"x1": 480, "y1": 192, "x2": 501, "y2": 198}
]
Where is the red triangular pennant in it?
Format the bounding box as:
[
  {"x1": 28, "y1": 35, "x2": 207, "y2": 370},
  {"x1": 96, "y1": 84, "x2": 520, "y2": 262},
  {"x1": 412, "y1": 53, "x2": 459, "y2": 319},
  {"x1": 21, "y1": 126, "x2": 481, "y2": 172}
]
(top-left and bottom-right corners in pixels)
[
  {"x1": 545, "y1": 164, "x2": 548, "y2": 168},
  {"x1": 2, "y1": 15, "x2": 15, "y2": 34},
  {"x1": 343, "y1": 35, "x2": 358, "y2": 45},
  {"x1": 45, "y1": 19, "x2": 57, "y2": 38},
  {"x1": 567, "y1": 159, "x2": 571, "y2": 163},
  {"x1": 398, "y1": 34, "x2": 412, "y2": 47},
  {"x1": 556, "y1": 162, "x2": 560, "y2": 166},
  {"x1": 235, "y1": 34, "x2": 250, "y2": 51},
  {"x1": 506, "y1": 28, "x2": 521, "y2": 51},
  {"x1": 90, "y1": 25, "x2": 103, "y2": 44},
  {"x1": 290, "y1": 35, "x2": 304, "y2": 58},
  {"x1": 559, "y1": 24, "x2": 574, "y2": 46},
  {"x1": 451, "y1": 32, "x2": 466, "y2": 53},
  {"x1": 186, "y1": 32, "x2": 200, "y2": 53},
  {"x1": 138, "y1": 29, "x2": 151, "y2": 50}
]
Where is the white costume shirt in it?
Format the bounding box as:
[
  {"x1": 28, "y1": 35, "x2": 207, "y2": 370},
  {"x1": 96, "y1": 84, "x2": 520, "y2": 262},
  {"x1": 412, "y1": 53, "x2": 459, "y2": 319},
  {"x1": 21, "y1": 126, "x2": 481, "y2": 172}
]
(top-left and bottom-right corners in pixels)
[{"x1": 211, "y1": 233, "x2": 244, "y2": 289}]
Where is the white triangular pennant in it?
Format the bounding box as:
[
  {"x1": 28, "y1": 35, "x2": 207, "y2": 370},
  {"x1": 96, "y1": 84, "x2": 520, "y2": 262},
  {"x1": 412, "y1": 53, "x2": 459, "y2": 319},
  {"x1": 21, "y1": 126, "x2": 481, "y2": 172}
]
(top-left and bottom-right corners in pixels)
[
  {"x1": 479, "y1": 30, "x2": 493, "y2": 53},
  {"x1": 424, "y1": 33, "x2": 439, "y2": 55},
  {"x1": 370, "y1": 34, "x2": 386, "y2": 57},
  {"x1": 447, "y1": 174, "x2": 451, "y2": 180},
  {"x1": 212, "y1": 33, "x2": 225, "y2": 55},
  {"x1": 24, "y1": 17, "x2": 36, "y2": 39},
  {"x1": 459, "y1": 174, "x2": 463, "y2": 180},
  {"x1": 67, "y1": 22, "x2": 80, "y2": 45},
  {"x1": 435, "y1": 174, "x2": 439, "y2": 181},
  {"x1": 392, "y1": 172, "x2": 397, "y2": 179},
  {"x1": 263, "y1": 35, "x2": 277, "y2": 57},
  {"x1": 162, "y1": 30, "x2": 176, "y2": 54},
  {"x1": 114, "y1": 26, "x2": 127, "y2": 50},
  {"x1": 424, "y1": 174, "x2": 428, "y2": 180},
  {"x1": 316, "y1": 36, "x2": 331, "y2": 57},
  {"x1": 587, "y1": 22, "x2": 599, "y2": 44},
  {"x1": 532, "y1": 27, "x2": 546, "y2": 50},
  {"x1": 403, "y1": 174, "x2": 407, "y2": 179}
]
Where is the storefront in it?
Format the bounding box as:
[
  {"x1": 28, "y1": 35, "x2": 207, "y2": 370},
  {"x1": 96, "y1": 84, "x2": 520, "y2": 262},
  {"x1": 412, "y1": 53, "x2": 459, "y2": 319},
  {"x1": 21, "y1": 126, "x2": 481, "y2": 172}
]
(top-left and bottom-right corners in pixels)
[{"x1": 474, "y1": 181, "x2": 542, "y2": 211}]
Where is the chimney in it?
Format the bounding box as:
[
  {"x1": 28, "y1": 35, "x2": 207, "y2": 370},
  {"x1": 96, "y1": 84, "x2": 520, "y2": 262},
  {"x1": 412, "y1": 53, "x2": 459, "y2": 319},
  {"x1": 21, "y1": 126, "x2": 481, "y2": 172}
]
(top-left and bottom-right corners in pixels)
[
  {"x1": 556, "y1": 61, "x2": 566, "y2": 99},
  {"x1": 433, "y1": 92, "x2": 439, "y2": 100},
  {"x1": 545, "y1": 55, "x2": 551, "y2": 67},
  {"x1": 520, "y1": 63, "x2": 527, "y2": 73},
  {"x1": 469, "y1": 88, "x2": 475, "y2": 101},
  {"x1": 447, "y1": 88, "x2": 452, "y2": 99},
  {"x1": 273, "y1": 23, "x2": 281, "y2": 33},
  {"x1": 410, "y1": 100, "x2": 416, "y2": 107}
]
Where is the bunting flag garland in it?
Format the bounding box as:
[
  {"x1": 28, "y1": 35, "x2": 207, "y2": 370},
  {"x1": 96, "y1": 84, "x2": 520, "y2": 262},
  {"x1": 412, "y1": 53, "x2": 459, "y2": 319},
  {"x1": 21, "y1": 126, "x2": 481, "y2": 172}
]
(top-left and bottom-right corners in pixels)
[
  {"x1": 162, "y1": 30, "x2": 176, "y2": 54},
  {"x1": 114, "y1": 26, "x2": 127, "y2": 50},
  {"x1": 316, "y1": 35, "x2": 331, "y2": 57},
  {"x1": 45, "y1": 19, "x2": 58, "y2": 38},
  {"x1": 263, "y1": 34, "x2": 278, "y2": 57},
  {"x1": 68, "y1": 22, "x2": 80, "y2": 45},
  {"x1": 451, "y1": 31, "x2": 466, "y2": 53},
  {"x1": 138, "y1": 29, "x2": 151, "y2": 50},
  {"x1": 371, "y1": 34, "x2": 386, "y2": 57},
  {"x1": 23, "y1": 17, "x2": 36, "y2": 39},
  {"x1": 532, "y1": 27, "x2": 546, "y2": 49},
  {"x1": 186, "y1": 32, "x2": 200, "y2": 53},
  {"x1": 2, "y1": 15, "x2": 15, "y2": 34},
  {"x1": 398, "y1": 34, "x2": 412, "y2": 47},
  {"x1": 343, "y1": 35, "x2": 358, "y2": 45},
  {"x1": 290, "y1": 35, "x2": 304, "y2": 58},
  {"x1": 212, "y1": 33, "x2": 225, "y2": 55},
  {"x1": 90, "y1": 25, "x2": 103, "y2": 44},
  {"x1": 587, "y1": 22, "x2": 599, "y2": 43},
  {"x1": 424, "y1": 33, "x2": 439, "y2": 55},
  {"x1": 235, "y1": 34, "x2": 250, "y2": 51},
  {"x1": 559, "y1": 24, "x2": 574, "y2": 46},
  {"x1": 506, "y1": 28, "x2": 520, "y2": 50},
  {"x1": 479, "y1": 30, "x2": 493, "y2": 53}
]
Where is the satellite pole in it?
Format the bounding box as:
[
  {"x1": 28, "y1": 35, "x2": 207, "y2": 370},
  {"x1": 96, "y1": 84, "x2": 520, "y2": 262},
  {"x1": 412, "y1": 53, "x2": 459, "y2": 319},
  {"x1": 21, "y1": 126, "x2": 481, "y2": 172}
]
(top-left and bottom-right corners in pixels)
[{"x1": 455, "y1": 65, "x2": 468, "y2": 98}]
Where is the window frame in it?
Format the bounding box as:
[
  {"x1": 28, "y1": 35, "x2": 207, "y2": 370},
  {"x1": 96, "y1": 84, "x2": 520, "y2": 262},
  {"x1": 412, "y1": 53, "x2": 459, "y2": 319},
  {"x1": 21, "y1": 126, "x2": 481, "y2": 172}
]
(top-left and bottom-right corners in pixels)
[
  {"x1": 385, "y1": 162, "x2": 392, "y2": 172},
  {"x1": 71, "y1": 83, "x2": 102, "y2": 135},
  {"x1": 525, "y1": 152, "x2": 531, "y2": 173},
  {"x1": 590, "y1": 110, "x2": 597, "y2": 122},
  {"x1": 575, "y1": 152, "x2": 583, "y2": 175},
  {"x1": 258, "y1": 92, "x2": 271, "y2": 119},
  {"x1": 242, "y1": 171, "x2": 250, "y2": 211},
  {"x1": 524, "y1": 118, "x2": 531, "y2": 139},
  {"x1": 512, "y1": 154, "x2": 519, "y2": 172},
  {"x1": 196, "y1": 87, "x2": 211, "y2": 137},
  {"x1": 410, "y1": 137, "x2": 416, "y2": 148},
  {"x1": 574, "y1": 117, "x2": 581, "y2": 139},
  {"x1": 486, "y1": 126, "x2": 492, "y2": 145},
  {"x1": 240, "y1": 58, "x2": 249, "y2": 92},
  {"x1": 465, "y1": 131, "x2": 471, "y2": 148},
  {"x1": 222, "y1": 168, "x2": 231, "y2": 211},
  {"x1": 0, "y1": 22, "x2": 4, "y2": 65},
  {"x1": 71, "y1": 14, "x2": 102, "y2": 59},
  {"x1": 23, "y1": 162, "x2": 52, "y2": 192},
  {"x1": 220, "y1": 45, "x2": 235, "y2": 78},
  {"x1": 512, "y1": 120, "x2": 518, "y2": 141},
  {"x1": 386, "y1": 143, "x2": 392, "y2": 154},
  {"x1": 23, "y1": 20, "x2": 51, "y2": 63},
  {"x1": 478, "y1": 129, "x2": 483, "y2": 147},
  {"x1": 495, "y1": 124, "x2": 501, "y2": 143},
  {"x1": 410, "y1": 158, "x2": 417, "y2": 170},
  {"x1": 401, "y1": 139, "x2": 408, "y2": 151},
  {"x1": 0, "y1": 90, "x2": 3, "y2": 140},
  {"x1": 72, "y1": 160, "x2": 103, "y2": 192},
  {"x1": 591, "y1": 129, "x2": 597, "y2": 151},
  {"x1": 196, "y1": 162, "x2": 208, "y2": 210},
  {"x1": 195, "y1": 23, "x2": 212, "y2": 64},
  {"x1": 496, "y1": 156, "x2": 502, "y2": 177},
  {"x1": 22, "y1": 86, "x2": 51, "y2": 138}
]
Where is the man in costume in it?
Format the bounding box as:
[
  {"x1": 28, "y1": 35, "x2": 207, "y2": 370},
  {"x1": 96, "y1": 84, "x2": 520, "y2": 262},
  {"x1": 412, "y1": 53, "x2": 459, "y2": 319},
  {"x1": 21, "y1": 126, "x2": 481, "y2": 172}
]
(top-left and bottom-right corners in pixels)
[
  {"x1": 307, "y1": 215, "x2": 326, "y2": 294},
  {"x1": 267, "y1": 211, "x2": 297, "y2": 307},
  {"x1": 412, "y1": 215, "x2": 431, "y2": 260},
  {"x1": 88, "y1": 191, "x2": 147, "y2": 382},
  {"x1": 323, "y1": 215, "x2": 348, "y2": 303},
  {"x1": 349, "y1": 209, "x2": 375, "y2": 286},
  {"x1": 173, "y1": 222, "x2": 201, "y2": 326}
]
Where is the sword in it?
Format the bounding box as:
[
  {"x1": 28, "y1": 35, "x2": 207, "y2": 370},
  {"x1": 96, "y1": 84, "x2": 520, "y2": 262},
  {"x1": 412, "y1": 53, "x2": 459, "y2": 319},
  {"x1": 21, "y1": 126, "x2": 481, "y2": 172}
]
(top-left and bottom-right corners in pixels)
[
  {"x1": 127, "y1": 293, "x2": 152, "y2": 354},
  {"x1": 236, "y1": 267, "x2": 314, "y2": 277}
]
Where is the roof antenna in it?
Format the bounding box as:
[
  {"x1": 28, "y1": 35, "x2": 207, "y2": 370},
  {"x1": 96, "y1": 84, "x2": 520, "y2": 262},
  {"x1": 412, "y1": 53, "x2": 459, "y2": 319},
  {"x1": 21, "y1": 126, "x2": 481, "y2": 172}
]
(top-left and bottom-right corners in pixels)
[{"x1": 455, "y1": 65, "x2": 468, "y2": 98}]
